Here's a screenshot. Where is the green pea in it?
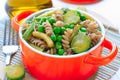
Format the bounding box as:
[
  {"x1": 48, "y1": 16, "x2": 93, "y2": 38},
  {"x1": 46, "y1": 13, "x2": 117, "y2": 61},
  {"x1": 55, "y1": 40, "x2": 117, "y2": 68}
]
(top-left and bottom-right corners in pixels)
[
  {"x1": 76, "y1": 11, "x2": 81, "y2": 17},
  {"x1": 55, "y1": 42, "x2": 62, "y2": 49},
  {"x1": 53, "y1": 27, "x2": 61, "y2": 35},
  {"x1": 38, "y1": 25, "x2": 45, "y2": 32},
  {"x1": 61, "y1": 27, "x2": 66, "y2": 34},
  {"x1": 57, "y1": 36, "x2": 62, "y2": 42},
  {"x1": 35, "y1": 17, "x2": 41, "y2": 22},
  {"x1": 80, "y1": 27, "x2": 87, "y2": 32},
  {"x1": 68, "y1": 24, "x2": 74, "y2": 29},
  {"x1": 39, "y1": 19, "x2": 44, "y2": 25},
  {"x1": 61, "y1": 8, "x2": 70, "y2": 14},
  {"x1": 42, "y1": 17, "x2": 49, "y2": 22},
  {"x1": 58, "y1": 49, "x2": 65, "y2": 55},
  {"x1": 39, "y1": 17, "x2": 48, "y2": 25},
  {"x1": 64, "y1": 23, "x2": 69, "y2": 28},
  {"x1": 48, "y1": 17, "x2": 56, "y2": 24},
  {"x1": 51, "y1": 35, "x2": 57, "y2": 42},
  {"x1": 80, "y1": 15, "x2": 86, "y2": 21}
]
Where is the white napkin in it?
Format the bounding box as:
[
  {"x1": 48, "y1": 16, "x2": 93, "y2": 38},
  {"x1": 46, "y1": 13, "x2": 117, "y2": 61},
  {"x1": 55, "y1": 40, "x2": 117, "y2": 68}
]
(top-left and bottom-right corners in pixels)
[{"x1": 110, "y1": 69, "x2": 120, "y2": 80}]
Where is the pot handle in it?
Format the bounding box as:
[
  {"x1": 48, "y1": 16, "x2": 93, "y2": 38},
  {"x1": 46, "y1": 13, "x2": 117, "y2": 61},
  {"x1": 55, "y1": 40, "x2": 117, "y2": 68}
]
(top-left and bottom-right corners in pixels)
[
  {"x1": 84, "y1": 38, "x2": 118, "y2": 65},
  {"x1": 11, "y1": 11, "x2": 35, "y2": 32}
]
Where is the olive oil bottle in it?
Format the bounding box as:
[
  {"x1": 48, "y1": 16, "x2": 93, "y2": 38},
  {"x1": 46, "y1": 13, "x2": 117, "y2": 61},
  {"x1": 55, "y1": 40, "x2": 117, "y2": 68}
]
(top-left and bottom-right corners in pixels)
[{"x1": 5, "y1": 0, "x2": 52, "y2": 18}]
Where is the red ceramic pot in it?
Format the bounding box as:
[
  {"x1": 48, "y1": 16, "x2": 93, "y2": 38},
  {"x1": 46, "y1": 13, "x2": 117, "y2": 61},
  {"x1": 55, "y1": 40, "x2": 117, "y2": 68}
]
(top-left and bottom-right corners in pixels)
[
  {"x1": 11, "y1": 11, "x2": 35, "y2": 32},
  {"x1": 13, "y1": 8, "x2": 118, "y2": 80}
]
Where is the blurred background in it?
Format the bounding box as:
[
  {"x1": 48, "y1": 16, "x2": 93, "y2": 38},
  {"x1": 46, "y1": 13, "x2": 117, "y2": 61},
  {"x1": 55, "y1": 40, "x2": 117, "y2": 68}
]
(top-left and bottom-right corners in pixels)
[{"x1": 0, "y1": 0, "x2": 120, "y2": 31}]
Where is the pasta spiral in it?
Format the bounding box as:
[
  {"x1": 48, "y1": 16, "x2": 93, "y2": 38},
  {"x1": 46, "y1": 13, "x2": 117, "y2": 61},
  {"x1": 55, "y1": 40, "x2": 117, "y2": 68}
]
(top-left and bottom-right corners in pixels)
[
  {"x1": 54, "y1": 21, "x2": 64, "y2": 27},
  {"x1": 52, "y1": 10, "x2": 63, "y2": 21},
  {"x1": 81, "y1": 20, "x2": 98, "y2": 33},
  {"x1": 29, "y1": 37, "x2": 47, "y2": 49},
  {"x1": 89, "y1": 33, "x2": 102, "y2": 47},
  {"x1": 43, "y1": 20, "x2": 53, "y2": 36},
  {"x1": 62, "y1": 29, "x2": 73, "y2": 55},
  {"x1": 45, "y1": 48, "x2": 56, "y2": 54},
  {"x1": 81, "y1": 20, "x2": 102, "y2": 47}
]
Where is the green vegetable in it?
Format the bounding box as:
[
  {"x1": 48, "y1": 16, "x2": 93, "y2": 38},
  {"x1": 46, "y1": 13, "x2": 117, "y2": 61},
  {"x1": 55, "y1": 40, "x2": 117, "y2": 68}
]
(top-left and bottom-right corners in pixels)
[
  {"x1": 80, "y1": 15, "x2": 86, "y2": 21},
  {"x1": 42, "y1": 17, "x2": 49, "y2": 22},
  {"x1": 55, "y1": 42, "x2": 62, "y2": 49},
  {"x1": 34, "y1": 17, "x2": 41, "y2": 22},
  {"x1": 51, "y1": 35, "x2": 57, "y2": 42},
  {"x1": 64, "y1": 10, "x2": 80, "y2": 24},
  {"x1": 64, "y1": 23, "x2": 69, "y2": 28},
  {"x1": 58, "y1": 49, "x2": 65, "y2": 55},
  {"x1": 39, "y1": 17, "x2": 49, "y2": 25},
  {"x1": 71, "y1": 31, "x2": 90, "y2": 53},
  {"x1": 53, "y1": 27, "x2": 61, "y2": 35},
  {"x1": 27, "y1": 21, "x2": 32, "y2": 24},
  {"x1": 61, "y1": 27, "x2": 66, "y2": 34},
  {"x1": 5, "y1": 64, "x2": 25, "y2": 80},
  {"x1": 76, "y1": 11, "x2": 81, "y2": 17},
  {"x1": 80, "y1": 27, "x2": 87, "y2": 32},
  {"x1": 57, "y1": 35, "x2": 62, "y2": 42},
  {"x1": 29, "y1": 43, "x2": 44, "y2": 51},
  {"x1": 48, "y1": 17, "x2": 56, "y2": 24},
  {"x1": 61, "y1": 8, "x2": 70, "y2": 14},
  {"x1": 22, "y1": 23, "x2": 35, "y2": 40},
  {"x1": 68, "y1": 24, "x2": 74, "y2": 29},
  {"x1": 38, "y1": 25, "x2": 45, "y2": 32},
  {"x1": 63, "y1": 24, "x2": 74, "y2": 29}
]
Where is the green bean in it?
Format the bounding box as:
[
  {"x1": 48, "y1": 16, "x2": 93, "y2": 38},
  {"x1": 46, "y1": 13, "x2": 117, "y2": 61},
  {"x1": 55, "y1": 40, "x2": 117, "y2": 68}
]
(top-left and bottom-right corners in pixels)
[
  {"x1": 58, "y1": 49, "x2": 65, "y2": 55},
  {"x1": 22, "y1": 23, "x2": 35, "y2": 40}
]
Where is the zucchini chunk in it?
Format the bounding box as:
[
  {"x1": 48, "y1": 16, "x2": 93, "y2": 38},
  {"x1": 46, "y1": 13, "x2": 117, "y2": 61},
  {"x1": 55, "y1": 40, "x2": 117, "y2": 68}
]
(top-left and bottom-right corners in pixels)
[
  {"x1": 5, "y1": 64, "x2": 25, "y2": 80},
  {"x1": 64, "y1": 10, "x2": 80, "y2": 24}
]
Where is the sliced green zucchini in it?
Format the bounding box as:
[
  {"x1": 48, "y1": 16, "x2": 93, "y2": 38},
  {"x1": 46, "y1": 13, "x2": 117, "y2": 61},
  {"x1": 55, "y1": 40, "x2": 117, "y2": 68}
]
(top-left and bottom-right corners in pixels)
[
  {"x1": 64, "y1": 10, "x2": 80, "y2": 24},
  {"x1": 71, "y1": 31, "x2": 90, "y2": 53},
  {"x1": 5, "y1": 64, "x2": 25, "y2": 80}
]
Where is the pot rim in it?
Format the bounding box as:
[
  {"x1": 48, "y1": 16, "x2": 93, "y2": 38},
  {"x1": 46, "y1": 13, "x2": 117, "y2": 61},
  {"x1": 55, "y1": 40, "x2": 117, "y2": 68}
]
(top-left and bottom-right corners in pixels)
[{"x1": 19, "y1": 7, "x2": 105, "y2": 58}]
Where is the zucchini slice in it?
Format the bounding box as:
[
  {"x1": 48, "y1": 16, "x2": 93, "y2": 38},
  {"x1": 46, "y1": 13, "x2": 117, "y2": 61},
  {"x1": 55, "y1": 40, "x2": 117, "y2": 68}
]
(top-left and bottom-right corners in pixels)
[
  {"x1": 64, "y1": 10, "x2": 80, "y2": 24},
  {"x1": 5, "y1": 64, "x2": 25, "y2": 80}
]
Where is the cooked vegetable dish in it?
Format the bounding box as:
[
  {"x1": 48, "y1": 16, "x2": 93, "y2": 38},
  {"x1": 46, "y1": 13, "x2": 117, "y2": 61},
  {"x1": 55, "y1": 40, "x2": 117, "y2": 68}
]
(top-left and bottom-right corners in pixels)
[{"x1": 22, "y1": 8, "x2": 102, "y2": 55}]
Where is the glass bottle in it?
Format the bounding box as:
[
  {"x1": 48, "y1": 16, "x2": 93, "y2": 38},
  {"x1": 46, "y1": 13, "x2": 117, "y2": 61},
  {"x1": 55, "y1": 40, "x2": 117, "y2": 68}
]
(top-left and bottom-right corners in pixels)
[{"x1": 5, "y1": 0, "x2": 52, "y2": 18}]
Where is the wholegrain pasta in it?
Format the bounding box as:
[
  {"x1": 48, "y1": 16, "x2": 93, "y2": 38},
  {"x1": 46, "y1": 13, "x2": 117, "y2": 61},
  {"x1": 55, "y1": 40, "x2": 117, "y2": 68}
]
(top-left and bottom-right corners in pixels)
[
  {"x1": 43, "y1": 20, "x2": 53, "y2": 36},
  {"x1": 62, "y1": 29, "x2": 73, "y2": 55},
  {"x1": 45, "y1": 48, "x2": 56, "y2": 54},
  {"x1": 52, "y1": 10, "x2": 63, "y2": 21},
  {"x1": 22, "y1": 8, "x2": 102, "y2": 55},
  {"x1": 29, "y1": 37, "x2": 48, "y2": 49},
  {"x1": 81, "y1": 20, "x2": 102, "y2": 47},
  {"x1": 54, "y1": 21, "x2": 64, "y2": 27}
]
